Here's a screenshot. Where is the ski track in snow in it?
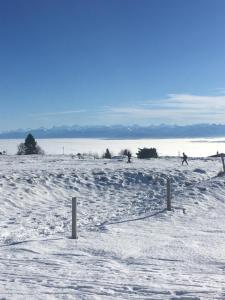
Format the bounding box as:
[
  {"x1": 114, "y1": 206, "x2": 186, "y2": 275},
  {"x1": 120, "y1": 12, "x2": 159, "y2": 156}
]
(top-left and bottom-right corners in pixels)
[{"x1": 0, "y1": 155, "x2": 225, "y2": 299}]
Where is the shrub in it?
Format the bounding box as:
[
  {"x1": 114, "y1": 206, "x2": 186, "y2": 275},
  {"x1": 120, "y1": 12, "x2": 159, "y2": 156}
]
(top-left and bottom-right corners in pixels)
[
  {"x1": 103, "y1": 148, "x2": 112, "y2": 159},
  {"x1": 136, "y1": 147, "x2": 158, "y2": 159},
  {"x1": 17, "y1": 143, "x2": 26, "y2": 155},
  {"x1": 17, "y1": 134, "x2": 44, "y2": 155},
  {"x1": 119, "y1": 149, "x2": 131, "y2": 156}
]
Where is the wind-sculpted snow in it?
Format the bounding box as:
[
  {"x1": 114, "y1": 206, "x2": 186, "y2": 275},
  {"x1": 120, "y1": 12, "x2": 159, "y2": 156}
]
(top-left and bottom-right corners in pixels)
[{"x1": 0, "y1": 155, "x2": 225, "y2": 299}]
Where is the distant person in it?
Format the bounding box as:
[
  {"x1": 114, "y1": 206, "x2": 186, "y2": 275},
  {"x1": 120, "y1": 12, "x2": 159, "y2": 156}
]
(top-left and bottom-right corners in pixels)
[
  {"x1": 127, "y1": 151, "x2": 132, "y2": 163},
  {"x1": 182, "y1": 152, "x2": 188, "y2": 165}
]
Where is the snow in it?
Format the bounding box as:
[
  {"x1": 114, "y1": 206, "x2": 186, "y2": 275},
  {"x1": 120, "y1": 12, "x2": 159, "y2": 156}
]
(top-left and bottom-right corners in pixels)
[{"x1": 0, "y1": 155, "x2": 225, "y2": 299}]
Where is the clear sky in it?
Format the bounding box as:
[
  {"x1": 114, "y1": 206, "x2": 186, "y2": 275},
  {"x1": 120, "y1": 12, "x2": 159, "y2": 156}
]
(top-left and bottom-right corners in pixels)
[{"x1": 0, "y1": 0, "x2": 225, "y2": 130}]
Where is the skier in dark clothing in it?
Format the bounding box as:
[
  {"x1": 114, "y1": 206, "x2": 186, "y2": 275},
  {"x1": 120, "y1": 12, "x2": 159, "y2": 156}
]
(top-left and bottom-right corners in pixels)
[
  {"x1": 127, "y1": 151, "x2": 132, "y2": 163},
  {"x1": 182, "y1": 152, "x2": 188, "y2": 165}
]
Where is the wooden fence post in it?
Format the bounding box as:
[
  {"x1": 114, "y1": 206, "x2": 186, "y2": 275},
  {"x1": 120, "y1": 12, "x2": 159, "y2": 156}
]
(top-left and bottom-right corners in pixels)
[
  {"x1": 167, "y1": 178, "x2": 172, "y2": 211},
  {"x1": 72, "y1": 197, "x2": 78, "y2": 239},
  {"x1": 221, "y1": 155, "x2": 225, "y2": 173}
]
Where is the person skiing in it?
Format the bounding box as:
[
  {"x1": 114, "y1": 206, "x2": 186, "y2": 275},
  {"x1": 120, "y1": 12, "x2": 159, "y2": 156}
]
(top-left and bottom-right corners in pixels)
[
  {"x1": 127, "y1": 151, "x2": 132, "y2": 163},
  {"x1": 182, "y1": 152, "x2": 188, "y2": 165}
]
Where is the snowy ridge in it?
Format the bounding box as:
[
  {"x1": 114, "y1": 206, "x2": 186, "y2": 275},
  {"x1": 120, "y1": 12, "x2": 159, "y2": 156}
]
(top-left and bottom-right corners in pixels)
[
  {"x1": 0, "y1": 155, "x2": 225, "y2": 299},
  {"x1": 2, "y1": 123, "x2": 225, "y2": 139}
]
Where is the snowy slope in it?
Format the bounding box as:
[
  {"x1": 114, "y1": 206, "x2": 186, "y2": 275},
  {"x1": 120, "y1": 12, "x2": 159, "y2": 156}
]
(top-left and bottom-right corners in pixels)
[{"x1": 0, "y1": 155, "x2": 225, "y2": 299}]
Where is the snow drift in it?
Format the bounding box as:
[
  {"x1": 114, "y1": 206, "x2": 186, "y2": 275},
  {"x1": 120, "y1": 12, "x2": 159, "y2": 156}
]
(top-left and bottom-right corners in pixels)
[{"x1": 0, "y1": 155, "x2": 225, "y2": 299}]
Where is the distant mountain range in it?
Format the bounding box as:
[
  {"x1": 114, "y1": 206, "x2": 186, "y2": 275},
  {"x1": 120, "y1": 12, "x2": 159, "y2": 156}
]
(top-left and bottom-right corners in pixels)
[{"x1": 1, "y1": 124, "x2": 225, "y2": 139}]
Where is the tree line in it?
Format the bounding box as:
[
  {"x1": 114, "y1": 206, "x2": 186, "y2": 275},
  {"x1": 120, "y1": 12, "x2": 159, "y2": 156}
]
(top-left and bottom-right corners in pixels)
[{"x1": 16, "y1": 134, "x2": 159, "y2": 159}]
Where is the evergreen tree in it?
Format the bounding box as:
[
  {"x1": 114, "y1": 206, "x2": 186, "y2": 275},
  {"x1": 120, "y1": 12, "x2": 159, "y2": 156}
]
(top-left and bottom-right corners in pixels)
[
  {"x1": 136, "y1": 147, "x2": 158, "y2": 159},
  {"x1": 17, "y1": 134, "x2": 44, "y2": 155},
  {"x1": 103, "y1": 148, "x2": 112, "y2": 159},
  {"x1": 25, "y1": 134, "x2": 37, "y2": 154}
]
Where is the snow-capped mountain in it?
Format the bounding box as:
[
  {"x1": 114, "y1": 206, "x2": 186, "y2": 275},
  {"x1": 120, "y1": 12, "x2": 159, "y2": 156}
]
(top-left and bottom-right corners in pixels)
[{"x1": 1, "y1": 124, "x2": 225, "y2": 139}]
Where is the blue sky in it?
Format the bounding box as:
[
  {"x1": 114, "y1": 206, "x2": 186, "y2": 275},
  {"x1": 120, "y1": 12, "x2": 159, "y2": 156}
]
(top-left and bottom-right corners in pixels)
[{"x1": 0, "y1": 0, "x2": 225, "y2": 130}]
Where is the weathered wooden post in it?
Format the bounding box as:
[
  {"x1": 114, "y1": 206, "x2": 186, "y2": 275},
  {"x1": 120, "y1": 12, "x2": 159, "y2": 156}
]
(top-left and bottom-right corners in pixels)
[
  {"x1": 72, "y1": 197, "x2": 78, "y2": 239},
  {"x1": 221, "y1": 154, "x2": 225, "y2": 173},
  {"x1": 166, "y1": 177, "x2": 172, "y2": 211}
]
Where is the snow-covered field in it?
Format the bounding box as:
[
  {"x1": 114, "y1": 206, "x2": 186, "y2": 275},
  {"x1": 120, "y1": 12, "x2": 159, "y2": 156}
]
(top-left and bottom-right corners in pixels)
[{"x1": 0, "y1": 155, "x2": 225, "y2": 299}]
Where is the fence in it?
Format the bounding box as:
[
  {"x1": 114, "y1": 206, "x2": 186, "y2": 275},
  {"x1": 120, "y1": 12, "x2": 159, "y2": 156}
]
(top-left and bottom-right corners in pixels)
[{"x1": 70, "y1": 156, "x2": 224, "y2": 238}]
